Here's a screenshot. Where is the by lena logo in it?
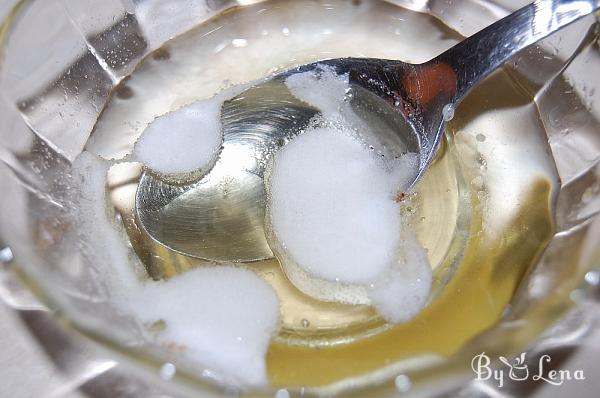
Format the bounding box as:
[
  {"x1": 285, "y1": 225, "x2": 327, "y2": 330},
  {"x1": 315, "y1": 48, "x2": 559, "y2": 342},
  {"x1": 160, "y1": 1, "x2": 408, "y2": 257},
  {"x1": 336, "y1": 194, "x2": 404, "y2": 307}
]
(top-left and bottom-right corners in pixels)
[{"x1": 471, "y1": 352, "x2": 585, "y2": 388}]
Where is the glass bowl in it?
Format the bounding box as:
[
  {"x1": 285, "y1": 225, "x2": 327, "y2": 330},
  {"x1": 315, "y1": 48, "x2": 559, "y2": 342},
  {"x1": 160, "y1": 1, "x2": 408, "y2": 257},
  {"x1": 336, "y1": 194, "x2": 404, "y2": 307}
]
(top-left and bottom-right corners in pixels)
[{"x1": 0, "y1": 0, "x2": 599, "y2": 396}]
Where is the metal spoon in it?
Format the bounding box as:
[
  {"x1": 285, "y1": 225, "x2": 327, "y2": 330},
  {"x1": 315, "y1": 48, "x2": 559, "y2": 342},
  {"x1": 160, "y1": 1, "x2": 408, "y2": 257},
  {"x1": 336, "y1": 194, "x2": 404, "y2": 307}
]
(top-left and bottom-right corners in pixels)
[
  {"x1": 136, "y1": 0, "x2": 599, "y2": 262},
  {"x1": 343, "y1": 0, "x2": 600, "y2": 183}
]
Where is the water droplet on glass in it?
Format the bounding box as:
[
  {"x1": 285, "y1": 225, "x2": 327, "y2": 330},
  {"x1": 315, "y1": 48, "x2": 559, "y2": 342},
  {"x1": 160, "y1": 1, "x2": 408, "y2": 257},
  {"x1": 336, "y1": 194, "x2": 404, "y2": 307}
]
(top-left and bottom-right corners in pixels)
[
  {"x1": 442, "y1": 103, "x2": 455, "y2": 121},
  {"x1": 159, "y1": 362, "x2": 176, "y2": 380},
  {"x1": 276, "y1": 388, "x2": 290, "y2": 398},
  {"x1": 584, "y1": 271, "x2": 600, "y2": 286},
  {"x1": 0, "y1": 247, "x2": 13, "y2": 263},
  {"x1": 395, "y1": 374, "x2": 412, "y2": 392},
  {"x1": 231, "y1": 38, "x2": 248, "y2": 48}
]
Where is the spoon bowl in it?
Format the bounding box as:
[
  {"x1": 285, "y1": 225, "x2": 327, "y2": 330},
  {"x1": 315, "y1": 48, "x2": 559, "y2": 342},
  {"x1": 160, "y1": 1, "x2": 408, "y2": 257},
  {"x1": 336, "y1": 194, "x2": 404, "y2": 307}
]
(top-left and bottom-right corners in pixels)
[
  {"x1": 135, "y1": 64, "x2": 417, "y2": 261},
  {"x1": 136, "y1": 0, "x2": 599, "y2": 261}
]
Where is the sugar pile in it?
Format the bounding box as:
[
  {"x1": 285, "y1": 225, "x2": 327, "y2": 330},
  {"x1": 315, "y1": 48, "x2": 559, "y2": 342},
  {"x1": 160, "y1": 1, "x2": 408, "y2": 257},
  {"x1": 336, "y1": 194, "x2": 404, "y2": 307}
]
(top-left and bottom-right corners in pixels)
[
  {"x1": 133, "y1": 95, "x2": 224, "y2": 178},
  {"x1": 133, "y1": 266, "x2": 280, "y2": 387},
  {"x1": 265, "y1": 65, "x2": 432, "y2": 323},
  {"x1": 368, "y1": 232, "x2": 432, "y2": 323},
  {"x1": 285, "y1": 65, "x2": 350, "y2": 120},
  {"x1": 268, "y1": 130, "x2": 407, "y2": 286},
  {"x1": 70, "y1": 152, "x2": 280, "y2": 387},
  {"x1": 71, "y1": 151, "x2": 141, "y2": 303}
]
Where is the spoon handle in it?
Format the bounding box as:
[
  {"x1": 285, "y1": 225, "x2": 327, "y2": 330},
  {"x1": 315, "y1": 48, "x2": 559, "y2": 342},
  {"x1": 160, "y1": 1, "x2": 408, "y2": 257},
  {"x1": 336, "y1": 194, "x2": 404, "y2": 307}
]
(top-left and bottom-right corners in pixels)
[{"x1": 435, "y1": 0, "x2": 599, "y2": 102}]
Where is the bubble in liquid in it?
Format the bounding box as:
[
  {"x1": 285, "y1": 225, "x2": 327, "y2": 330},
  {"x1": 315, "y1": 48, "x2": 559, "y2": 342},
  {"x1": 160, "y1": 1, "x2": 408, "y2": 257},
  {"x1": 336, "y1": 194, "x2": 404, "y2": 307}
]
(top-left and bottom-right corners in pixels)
[{"x1": 569, "y1": 289, "x2": 585, "y2": 303}]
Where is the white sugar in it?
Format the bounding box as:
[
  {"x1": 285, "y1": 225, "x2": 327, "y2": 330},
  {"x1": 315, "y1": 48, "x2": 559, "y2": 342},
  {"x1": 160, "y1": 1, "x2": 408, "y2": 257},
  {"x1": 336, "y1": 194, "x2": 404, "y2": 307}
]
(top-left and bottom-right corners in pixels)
[
  {"x1": 269, "y1": 66, "x2": 432, "y2": 323},
  {"x1": 285, "y1": 65, "x2": 349, "y2": 120},
  {"x1": 71, "y1": 151, "x2": 141, "y2": 302},
  {"x1": 70, "y1": 152, "x2": 280, "y2": 387},
  {"x1": 133, "y1": 95, "x2": 224, "y2": 177},
  {"x1": 268, "y1": 126, "x2": 409, "y2": 285},
  {"x1": 368, "y1": 233, "x2": 432, "y2": 323},
  {"x1": 133, "y1": 266, "x2": 280, "y2": 387}
]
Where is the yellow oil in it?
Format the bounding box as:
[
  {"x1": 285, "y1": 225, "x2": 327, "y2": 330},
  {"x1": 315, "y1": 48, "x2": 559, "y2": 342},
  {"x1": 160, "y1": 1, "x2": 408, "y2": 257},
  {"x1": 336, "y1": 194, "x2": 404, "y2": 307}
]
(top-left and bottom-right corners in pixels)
[{"x1": 98, "y1": 0, "x2": 558, "y2": 390}]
